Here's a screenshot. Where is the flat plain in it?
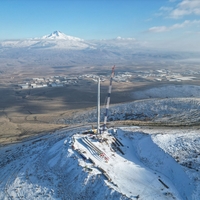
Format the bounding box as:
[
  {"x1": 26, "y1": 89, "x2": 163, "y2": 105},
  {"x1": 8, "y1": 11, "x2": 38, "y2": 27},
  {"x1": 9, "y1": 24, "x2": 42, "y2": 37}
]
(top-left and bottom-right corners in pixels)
[{"x1": 1, "y1": 61, "x2": 200, "y2": 145}]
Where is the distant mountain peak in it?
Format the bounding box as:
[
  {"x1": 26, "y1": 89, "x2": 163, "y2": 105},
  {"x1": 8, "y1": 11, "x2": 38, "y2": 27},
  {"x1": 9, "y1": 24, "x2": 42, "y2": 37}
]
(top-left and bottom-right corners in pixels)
[
  {"x1": 41, "y1": 31, "x2": 83, "y2": 41},
  {"x1": 51, "y1": 30, "x2": 62, "y2": 37}
]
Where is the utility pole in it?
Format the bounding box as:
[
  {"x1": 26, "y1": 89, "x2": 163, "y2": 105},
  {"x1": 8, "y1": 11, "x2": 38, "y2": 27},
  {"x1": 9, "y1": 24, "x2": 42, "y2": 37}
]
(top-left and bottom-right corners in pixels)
[{"x1": 97, "y1": 77, "x2": 100, "y2": 134}]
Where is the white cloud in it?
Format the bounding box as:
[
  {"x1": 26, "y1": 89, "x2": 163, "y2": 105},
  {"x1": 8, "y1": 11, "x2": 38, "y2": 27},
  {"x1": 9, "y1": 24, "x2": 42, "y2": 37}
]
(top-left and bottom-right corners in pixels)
[
  {"x1": 116, "y1": 36, "x2": 136, "y2": 41},
  {"x1": 192, "y1": 19, "x2": 200, "y2": 23},
  {"x1": 148, "y1": 26, "x2": 168, "y2": 33},
  {"x1": 148, "y1": 20, "x2": 200, "y2": 33},
  {"x1": 170, "y1": 0, "x2": 200, "y2": 18},
  {"x1": 160, "y1": 6, "x2": 173, "y2": 12},
  {"x1": 155, "y1": 6, "x2": 173, "y2": 17}
]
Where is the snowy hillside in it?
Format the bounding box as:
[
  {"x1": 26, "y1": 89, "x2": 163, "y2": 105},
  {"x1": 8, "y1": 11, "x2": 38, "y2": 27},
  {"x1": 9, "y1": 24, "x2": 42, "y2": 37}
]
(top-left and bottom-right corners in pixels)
[
  {"x1": 132, "y1": 85, "x2": 200, "y2": 100},
  {"x1": 0, "y1": 126, "x2": 199, "y2": 199},
  {"x1": 55, "y1": 85, "x2": 200, "y2": 126},
  {"x1": 56, "y1": 97, "x2": 200, "y2": 126},
  {"x1": 30, "y1": 39, "x2": 90, "y2": 49}
]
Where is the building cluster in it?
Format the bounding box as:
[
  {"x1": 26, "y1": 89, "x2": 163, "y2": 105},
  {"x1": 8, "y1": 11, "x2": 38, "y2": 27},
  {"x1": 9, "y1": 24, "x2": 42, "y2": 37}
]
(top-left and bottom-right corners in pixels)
[
  {"x1": 18, "y1": 72, "x2": 133, "y2": 90},
  {"x1": 18, "y1": 76, "x2": 78, "y2": 89},
  {"x1": 17, "y1": 69, "x2": 197, "y2": 89},
  {"x1": 113, "y1": 72, "x2": 132, "y2": 82},
  {"x1": 181, "y1": 70, "x2": 200, "y2": 75},
  {"x1": 135, "y1": 69, "x2": 196, "y2": 82}
]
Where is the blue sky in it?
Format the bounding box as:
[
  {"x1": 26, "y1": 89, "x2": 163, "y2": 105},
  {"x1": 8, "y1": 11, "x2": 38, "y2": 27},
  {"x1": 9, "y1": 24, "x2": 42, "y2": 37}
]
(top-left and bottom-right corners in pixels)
[{"x1": 1, "y1": 0, "x2": 200, "y2": 50}]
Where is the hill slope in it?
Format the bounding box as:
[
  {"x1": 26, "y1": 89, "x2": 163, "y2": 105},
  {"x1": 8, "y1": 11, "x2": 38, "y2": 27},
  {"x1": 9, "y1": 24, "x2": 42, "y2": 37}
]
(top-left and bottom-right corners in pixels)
[{"x1": 0, "y1": 126, "x2": 199, "y2": 199}]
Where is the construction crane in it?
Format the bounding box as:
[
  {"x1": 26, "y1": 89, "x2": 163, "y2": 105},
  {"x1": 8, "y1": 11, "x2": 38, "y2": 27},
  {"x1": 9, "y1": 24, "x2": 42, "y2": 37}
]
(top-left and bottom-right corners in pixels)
[
  {"x1": 102, "y1": 66, "x2": 115, "y2": 132},
  {"x1": 97, "y1": 77, "x2": 100, "y2": 134}
]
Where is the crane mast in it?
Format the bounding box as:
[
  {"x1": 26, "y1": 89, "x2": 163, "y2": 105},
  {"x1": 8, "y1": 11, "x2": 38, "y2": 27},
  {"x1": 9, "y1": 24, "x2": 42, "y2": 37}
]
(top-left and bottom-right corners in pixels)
[
  {"x1": 103, "y1": 66, "x2": 115, "y2": 132},
  {"x1": 97, "y1": 77, "x2": 100, "y2": 134}
]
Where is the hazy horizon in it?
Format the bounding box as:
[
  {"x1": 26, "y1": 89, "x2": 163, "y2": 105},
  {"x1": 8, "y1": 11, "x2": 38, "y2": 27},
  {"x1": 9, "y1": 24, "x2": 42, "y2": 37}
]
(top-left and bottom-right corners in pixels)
[{"x1": 1, "y1": 0, "x2": 200, "y2": 51}]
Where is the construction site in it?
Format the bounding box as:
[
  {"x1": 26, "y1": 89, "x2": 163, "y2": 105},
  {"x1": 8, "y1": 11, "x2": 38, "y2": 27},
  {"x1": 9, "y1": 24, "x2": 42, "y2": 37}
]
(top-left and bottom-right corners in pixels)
[{"x1": 70, "y1": 66, "x2": 123, "y2": 182}]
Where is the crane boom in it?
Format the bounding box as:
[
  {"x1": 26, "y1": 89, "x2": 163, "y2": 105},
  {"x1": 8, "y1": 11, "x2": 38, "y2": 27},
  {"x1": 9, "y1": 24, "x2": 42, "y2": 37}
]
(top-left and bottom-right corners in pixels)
[{"x1": 103, "y1": 66, "x2": 115, "y2": 131}]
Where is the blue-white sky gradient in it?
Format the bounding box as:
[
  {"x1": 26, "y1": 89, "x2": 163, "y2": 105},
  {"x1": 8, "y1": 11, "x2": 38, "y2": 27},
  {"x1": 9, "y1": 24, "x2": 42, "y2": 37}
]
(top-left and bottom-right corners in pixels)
[{"x1": 1, "y1": 0, "x2": 200, "y2": 51}]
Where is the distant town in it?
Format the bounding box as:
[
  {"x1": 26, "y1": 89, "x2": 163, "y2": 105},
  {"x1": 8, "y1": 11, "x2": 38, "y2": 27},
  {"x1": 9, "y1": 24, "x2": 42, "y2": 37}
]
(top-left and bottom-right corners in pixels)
[{"x1": 17, "y1": 69, "x2": 198, "y2": 89}]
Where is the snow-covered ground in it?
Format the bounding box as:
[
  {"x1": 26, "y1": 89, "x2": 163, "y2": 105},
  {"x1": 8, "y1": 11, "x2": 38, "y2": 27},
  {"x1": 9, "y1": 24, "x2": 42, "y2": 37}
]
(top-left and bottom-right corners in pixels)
[
  {"x1": 58, "y1": 97, "x2": 200, "y2": 125},
  {"x1": 0, "y1": 126, "x2": 199, "y2": 200},
  {"x1": 132, "y1": 85, "x2": 200, "y2": 100},
  {"x1": 55, "y1": 85, "x2": 200, "y2": 126}
]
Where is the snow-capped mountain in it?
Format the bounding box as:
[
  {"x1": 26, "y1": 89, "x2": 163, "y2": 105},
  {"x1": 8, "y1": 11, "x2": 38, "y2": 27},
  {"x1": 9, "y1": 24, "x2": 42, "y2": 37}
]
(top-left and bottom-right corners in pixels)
[
  {"x1": 0, "y1": 31, "x2": 143, "y2": 50},
  {"x1": 41, "y1": 31, "x2": 83, "y2": 41},
  {"x1": 1, "y1": 31, "x2": 199, "y2": 67},
  {"x1": 0, "y1": 31, "x2": 90, "y2": 49}
]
